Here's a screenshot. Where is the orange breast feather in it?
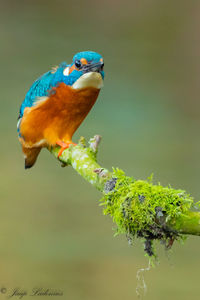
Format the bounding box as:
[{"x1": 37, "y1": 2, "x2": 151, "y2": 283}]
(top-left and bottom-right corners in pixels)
[{"x1": 20, "y1": 83, "x2": 100, "y2": 147}]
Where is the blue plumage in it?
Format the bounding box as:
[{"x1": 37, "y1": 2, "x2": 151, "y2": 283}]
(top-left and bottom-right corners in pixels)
[
  {"x1": 19, "y1": 63, "x2": 67, "y2": 119},
  {"x1": 17, "y1": 50, "x2": 104, "y2": 168},
  {"x1": 18, "y1": 51, "x2": 104, "y2": 131},
  {"x1": 73, "y1": 51, "x2": 102, "y2": 64}
]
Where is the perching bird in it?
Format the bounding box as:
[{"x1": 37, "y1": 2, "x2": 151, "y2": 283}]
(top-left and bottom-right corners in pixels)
[{"x1": 17, "y1": 51, "x2": 104, "y2": 169}]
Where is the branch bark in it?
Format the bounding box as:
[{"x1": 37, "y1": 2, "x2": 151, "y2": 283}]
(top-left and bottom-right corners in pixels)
[
  {"x1": 51, "y1": 136, "x2": 111, "y2": 191},
  {"x1": 49, "y1": 135, "x2": 200, "y2": 255}
]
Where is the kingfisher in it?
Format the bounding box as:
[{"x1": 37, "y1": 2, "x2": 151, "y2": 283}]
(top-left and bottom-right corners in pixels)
[{"x1": 17, "y1": 51, "x2": 104, "y2": 169}]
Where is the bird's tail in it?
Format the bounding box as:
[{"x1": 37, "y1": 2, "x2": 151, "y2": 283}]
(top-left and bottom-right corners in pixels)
[{"x1": 22, "y1": 145, "x2": 41, "y2": 169}]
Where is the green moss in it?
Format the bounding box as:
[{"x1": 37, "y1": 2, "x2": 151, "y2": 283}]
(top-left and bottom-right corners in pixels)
[
  {"x1": 101, "y1": 168, "x2": 193, "y2": 256},
  {"x1": 50, "y1": 137, "x2": 200, "y2": 257}
]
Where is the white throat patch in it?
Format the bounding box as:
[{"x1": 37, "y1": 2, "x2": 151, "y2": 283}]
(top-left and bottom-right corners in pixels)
[{"x1": 72, "y1": 72, "x2": 103, "y2": 89}]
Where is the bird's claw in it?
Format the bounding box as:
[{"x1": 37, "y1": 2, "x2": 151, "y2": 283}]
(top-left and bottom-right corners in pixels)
[{"x1": 56, "y1": 141, "x2": 77, "y2": 157}]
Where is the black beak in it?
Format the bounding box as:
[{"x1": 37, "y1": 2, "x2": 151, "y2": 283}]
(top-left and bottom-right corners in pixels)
[{"x1": 82, "y1": 61, "x2": 104, "y2": 73}]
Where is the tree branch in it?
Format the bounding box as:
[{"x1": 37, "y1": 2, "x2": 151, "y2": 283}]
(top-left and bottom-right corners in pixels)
[
  {"x1": 49, "y1": 136, "x2": 200, "y2": 256},
  {"x1": 51, "y1": 136, "x2": 111, "y2": 191}
]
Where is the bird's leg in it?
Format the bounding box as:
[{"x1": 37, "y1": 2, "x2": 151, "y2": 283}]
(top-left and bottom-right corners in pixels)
[{"x1": 56, "y1": 140, "x2": 77, "y2": 157}]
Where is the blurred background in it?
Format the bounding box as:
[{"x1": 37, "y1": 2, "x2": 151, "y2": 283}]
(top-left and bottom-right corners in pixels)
[{"x1": 1, "y1": 0, "x2": 200, "y2": 299}]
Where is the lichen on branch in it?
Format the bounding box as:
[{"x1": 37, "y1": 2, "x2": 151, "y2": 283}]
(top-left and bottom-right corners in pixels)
[
  {"x1": 50, "y1": 135, "x2": 200, "y2": 257},
  {"x1": 101, "y1": 168, "x2": 194, "y2": 256}
]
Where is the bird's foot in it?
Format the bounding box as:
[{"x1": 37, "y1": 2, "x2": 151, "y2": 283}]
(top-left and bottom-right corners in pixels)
[{"x1": 56, "y1": 140, "x2": 77, "y2": 157}]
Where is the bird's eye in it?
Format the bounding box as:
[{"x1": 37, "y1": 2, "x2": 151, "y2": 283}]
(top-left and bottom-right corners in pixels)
[
  {"x1": 100, "y1": 62, "x2": 104, "y2": 71},
  {"x1": 75, "y1": 60, "x2": 82, "y2": 69}
]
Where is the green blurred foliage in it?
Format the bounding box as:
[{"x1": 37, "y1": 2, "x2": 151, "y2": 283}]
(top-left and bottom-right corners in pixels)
[{"x1": 0, "y1": 0, "x2": 200, "y2": 299}]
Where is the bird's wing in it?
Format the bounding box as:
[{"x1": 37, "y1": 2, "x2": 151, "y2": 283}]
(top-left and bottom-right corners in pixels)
[
  {"x1": 19, "y1": 70, "x2": 59, "y2": 117},
  {"x1": 17, "y1": 63, "x2": 68, "y2": 134}
]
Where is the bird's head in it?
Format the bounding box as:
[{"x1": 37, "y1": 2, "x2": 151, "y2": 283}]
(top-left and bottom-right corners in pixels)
[{"x1": 62, "y1": 51, "x2": 104, "y2": 89}]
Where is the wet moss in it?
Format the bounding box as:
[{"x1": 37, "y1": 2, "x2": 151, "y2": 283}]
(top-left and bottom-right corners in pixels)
[
  {"x1": 50, "y1": 137, "x2": 200, "y2": 257},
  {"x1": 101, "y1": 168, "x2": 193, "y2": 256}
]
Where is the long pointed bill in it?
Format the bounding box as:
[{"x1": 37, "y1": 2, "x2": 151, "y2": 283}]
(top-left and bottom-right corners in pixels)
[{"x1": 82, "y1": 62, "x2": 104, "y2": 73}]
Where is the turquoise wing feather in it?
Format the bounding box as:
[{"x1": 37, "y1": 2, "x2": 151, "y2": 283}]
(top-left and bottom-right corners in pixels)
[
  {"x1": 17, "y1": 63, "x2": 68, "y2": 134},
  {"x1": 18, "y1": 64, "x2": 68, "y2": 119}
]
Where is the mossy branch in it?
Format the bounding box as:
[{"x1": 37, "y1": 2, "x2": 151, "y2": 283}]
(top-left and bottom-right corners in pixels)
[{"x1": 50, "y1": 136, "x2": 200, "y2": 257}]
